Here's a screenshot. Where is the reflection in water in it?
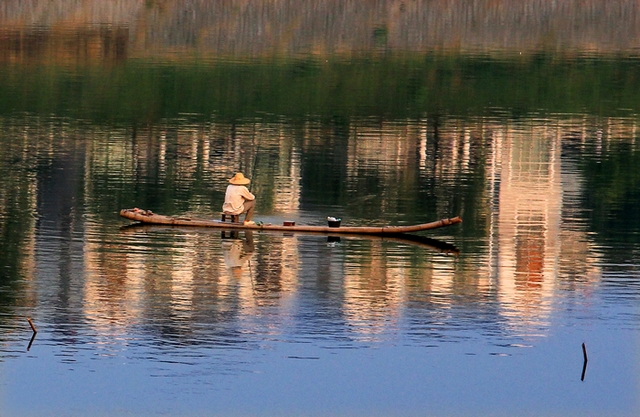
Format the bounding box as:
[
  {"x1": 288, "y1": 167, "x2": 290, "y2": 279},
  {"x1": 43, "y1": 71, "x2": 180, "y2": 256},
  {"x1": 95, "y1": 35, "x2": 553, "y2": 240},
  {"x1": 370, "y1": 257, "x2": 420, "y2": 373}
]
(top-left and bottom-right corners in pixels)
[
  {"x1": 492, "y1": 125, "x2": 564, "y2": 330},
  {"x1": 0, "y1": 4, "x2": 638, "y2": 415},
  {"x1": 478, "y1": 118, "x2": 606, "y2": 334},
  {"x1": 1, "y1": 110, "x2": 637, "y2": 416},
  {"x1": 222, "y1": 230, "x2": 255, "y2": 271},
  {"x1": 2, "y1": 112, "x2": 625, "y2": 349}
]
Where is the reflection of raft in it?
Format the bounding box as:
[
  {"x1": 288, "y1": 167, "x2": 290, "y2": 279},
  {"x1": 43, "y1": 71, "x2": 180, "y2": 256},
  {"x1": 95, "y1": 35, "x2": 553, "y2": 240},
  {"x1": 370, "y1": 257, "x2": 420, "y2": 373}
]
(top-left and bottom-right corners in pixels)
[
  {"x1": 120, "y1": 208, "x2": 462, "y2": 236},
  {"x1": 119, "y1": 223, "x2": 461, "y2": 255}
]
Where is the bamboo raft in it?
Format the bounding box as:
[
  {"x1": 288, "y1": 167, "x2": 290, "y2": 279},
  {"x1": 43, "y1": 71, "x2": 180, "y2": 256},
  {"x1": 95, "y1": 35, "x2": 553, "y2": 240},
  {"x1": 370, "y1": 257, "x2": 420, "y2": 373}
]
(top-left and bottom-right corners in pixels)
[{"x1": 120, "y1": 208, "x2": 462, "y2": 235}]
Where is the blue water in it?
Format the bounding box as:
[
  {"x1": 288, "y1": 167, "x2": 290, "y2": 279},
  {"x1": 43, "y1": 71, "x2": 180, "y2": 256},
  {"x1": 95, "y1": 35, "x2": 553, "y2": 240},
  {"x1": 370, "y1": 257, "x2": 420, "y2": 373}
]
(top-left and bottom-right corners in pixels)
[{"x1": 2, "y1": 2, "x2": 640, "y2": 416}]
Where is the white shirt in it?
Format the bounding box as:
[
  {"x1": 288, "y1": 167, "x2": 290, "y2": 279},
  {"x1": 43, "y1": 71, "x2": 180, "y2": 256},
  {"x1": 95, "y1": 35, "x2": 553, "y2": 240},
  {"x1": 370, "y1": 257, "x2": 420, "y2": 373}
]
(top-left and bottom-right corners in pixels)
[{"x1": 222, "y1": 184, "x2": 255, "y2": 214}]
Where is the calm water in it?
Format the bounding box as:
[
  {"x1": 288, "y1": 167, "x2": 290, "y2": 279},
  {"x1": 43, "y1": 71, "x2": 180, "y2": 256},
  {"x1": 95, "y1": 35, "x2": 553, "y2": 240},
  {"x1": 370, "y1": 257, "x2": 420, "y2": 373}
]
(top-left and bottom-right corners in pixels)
[{"x1": 1, "y1": 2, "x2": 640, "y2": 417}]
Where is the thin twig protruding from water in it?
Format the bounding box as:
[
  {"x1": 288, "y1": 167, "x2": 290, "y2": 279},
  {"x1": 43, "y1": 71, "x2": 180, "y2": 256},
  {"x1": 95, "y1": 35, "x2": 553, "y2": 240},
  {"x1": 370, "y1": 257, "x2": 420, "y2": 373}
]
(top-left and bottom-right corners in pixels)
[{"x1": 27, "y1": 318, "x2": 37, "y2": 334}]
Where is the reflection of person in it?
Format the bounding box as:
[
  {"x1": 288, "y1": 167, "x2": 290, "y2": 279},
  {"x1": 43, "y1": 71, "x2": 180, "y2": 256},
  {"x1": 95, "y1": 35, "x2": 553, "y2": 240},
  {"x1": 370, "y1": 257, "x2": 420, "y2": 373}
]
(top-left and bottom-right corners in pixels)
[
  {"x1": 222, "y1": 172, "x2": 256, "y2": 225},
  {"x1": 222, "y1": 231, "x2": 255, "y2": 276}
]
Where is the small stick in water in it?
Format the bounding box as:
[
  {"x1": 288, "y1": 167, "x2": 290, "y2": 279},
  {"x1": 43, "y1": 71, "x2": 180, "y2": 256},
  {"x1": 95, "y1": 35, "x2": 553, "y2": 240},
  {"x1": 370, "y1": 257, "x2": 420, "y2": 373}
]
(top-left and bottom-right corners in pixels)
[
  {"x1": 581, "y1": 342, "x2": 588, "y2": 381},
  {"x1": 27, "y1": 318, "x2": 37, "y2": 334}
]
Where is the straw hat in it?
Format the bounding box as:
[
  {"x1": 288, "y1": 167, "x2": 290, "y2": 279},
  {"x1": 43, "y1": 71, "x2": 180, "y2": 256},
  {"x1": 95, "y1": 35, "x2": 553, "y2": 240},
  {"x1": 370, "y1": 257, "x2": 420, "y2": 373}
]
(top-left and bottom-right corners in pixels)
[{"x1": 228, "y1": 172, "x2": 250, "y2": 185}]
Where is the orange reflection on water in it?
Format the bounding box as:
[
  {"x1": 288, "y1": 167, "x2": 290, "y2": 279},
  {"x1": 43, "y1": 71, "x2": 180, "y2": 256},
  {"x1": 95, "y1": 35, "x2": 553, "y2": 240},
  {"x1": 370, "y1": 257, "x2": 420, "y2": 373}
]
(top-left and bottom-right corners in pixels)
[
  {"x1": 342, "y1": 239, "x2": 404, "y2": 340},
  {"x1": 487, "y1": 122, "x2": 597, "y2": 333},
  {"x1": 4, "y1": 113, "x2": 625, "y2": 345}
]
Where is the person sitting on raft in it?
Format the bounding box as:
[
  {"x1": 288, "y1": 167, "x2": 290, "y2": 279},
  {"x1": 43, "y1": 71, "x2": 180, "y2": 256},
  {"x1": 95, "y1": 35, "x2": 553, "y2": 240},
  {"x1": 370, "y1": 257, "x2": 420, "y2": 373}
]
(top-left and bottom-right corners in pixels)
[{"x1": 222, "y1": 172, "x2": 256, "y2": 225}]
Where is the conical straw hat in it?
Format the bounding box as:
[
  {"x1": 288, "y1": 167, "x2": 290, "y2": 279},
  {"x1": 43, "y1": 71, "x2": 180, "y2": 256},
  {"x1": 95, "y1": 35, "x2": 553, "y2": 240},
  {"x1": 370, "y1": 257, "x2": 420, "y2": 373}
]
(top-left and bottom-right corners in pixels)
[{"x1": 229, "y1": 172, "x2": 250, "y2": 185}]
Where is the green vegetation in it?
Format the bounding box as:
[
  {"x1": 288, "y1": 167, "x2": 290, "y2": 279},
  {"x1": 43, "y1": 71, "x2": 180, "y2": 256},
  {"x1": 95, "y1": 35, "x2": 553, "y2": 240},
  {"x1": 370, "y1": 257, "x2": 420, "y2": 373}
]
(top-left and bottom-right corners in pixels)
[
  {"x1": 580, "y1": 141, "x2": 640, "y2": 254},
  {"x1": 1, "y1": 52, "x2": 639, "y2": 124},
  {"x1": 2, "y1": 52, "x2": 639, "y2": 263}
]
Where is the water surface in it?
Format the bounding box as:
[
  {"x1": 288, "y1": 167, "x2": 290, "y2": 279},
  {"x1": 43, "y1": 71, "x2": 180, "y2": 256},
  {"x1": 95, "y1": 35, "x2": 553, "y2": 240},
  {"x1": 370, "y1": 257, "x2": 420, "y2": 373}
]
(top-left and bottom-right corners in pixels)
[{"x1": 1, "y1": 2, "x2": 640, "y2": 417}]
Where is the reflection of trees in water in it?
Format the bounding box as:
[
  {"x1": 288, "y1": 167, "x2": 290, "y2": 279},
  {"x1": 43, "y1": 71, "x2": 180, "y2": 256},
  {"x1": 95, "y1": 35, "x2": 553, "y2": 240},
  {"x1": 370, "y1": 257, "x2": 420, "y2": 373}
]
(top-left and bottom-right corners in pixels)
[
  {"x1": 251, "y1": 235, "x2": 298, "y2": 305},
  {"x1": 0, "y1": 112, "x2": 634, "y2": 349},
  {"x1": 254, "y1": 250, "x2": 283, "y2": 294}
]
